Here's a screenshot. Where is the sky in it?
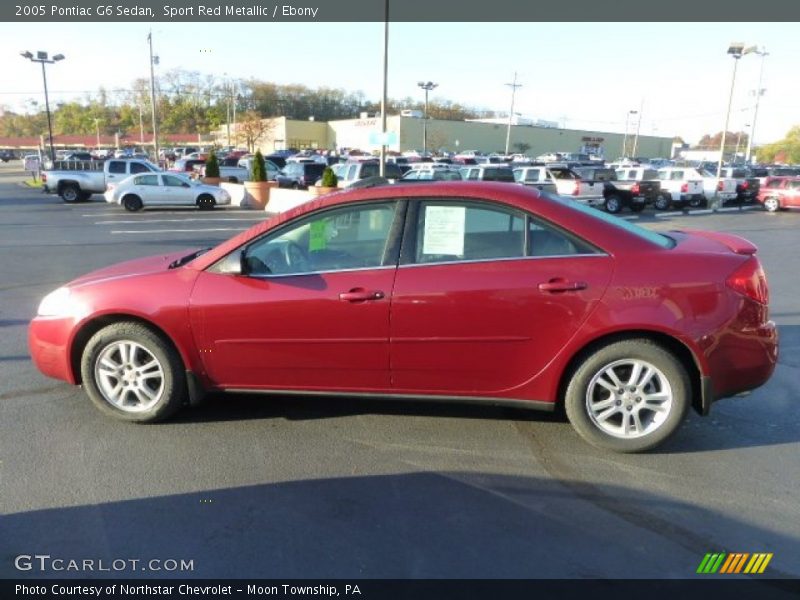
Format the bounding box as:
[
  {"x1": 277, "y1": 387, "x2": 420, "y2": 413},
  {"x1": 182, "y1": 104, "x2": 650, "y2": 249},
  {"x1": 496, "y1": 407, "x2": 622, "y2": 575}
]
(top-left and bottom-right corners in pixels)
[{"x1": 3, "y1": 22, "x2": 799, "y2": 145}]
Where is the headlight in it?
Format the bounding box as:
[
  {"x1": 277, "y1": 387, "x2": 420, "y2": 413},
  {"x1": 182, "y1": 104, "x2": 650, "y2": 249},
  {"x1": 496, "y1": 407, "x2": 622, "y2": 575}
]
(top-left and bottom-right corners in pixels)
[{"x1": 37, "y1": 287, "x2": 75, "y2": 317}]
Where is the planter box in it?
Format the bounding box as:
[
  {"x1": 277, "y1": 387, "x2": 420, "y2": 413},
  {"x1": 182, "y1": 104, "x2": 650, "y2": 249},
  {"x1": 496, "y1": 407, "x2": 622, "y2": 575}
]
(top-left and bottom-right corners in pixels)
[{"x1": 265, "y1": 188, "x2": 314, "y2": 214}]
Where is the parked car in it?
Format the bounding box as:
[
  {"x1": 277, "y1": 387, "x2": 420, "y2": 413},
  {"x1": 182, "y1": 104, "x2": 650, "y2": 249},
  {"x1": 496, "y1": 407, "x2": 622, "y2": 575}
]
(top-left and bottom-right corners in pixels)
[
  {"x1": 459, "y1": 165, "x2": 516, "y2": 183},
  {"x1": 756, "y1": 177, "x2": 800, "y2": 212},
  {"x1": 168, "y1": 158, "x2": 206, "y2": 176},
  {"x1": 42, "y1": 158, "x2": 160, "y2": 202},
  {"x1": 29, "y1": 182, "x2": 777, "y2": 453},
  {"x1": 515, "y1": 165, "x2": 605, "y2": 206},
  {"x1": 511, "y1": 167, "x2": 559, "y2": 195},
  {"x1": 572, "y1": 166, "x2": 658, "y2": 213},
  {"x1": 615, "y1": 167, "x2": 671, "y2": 210},
  {"x1": 655, "y1": 168, "x2": 705, "y2": 209},
  {"x1": 718, "y1": 167, "x2": 761, "y2": 203},
  {"x1": 104, "y1": 172, "x2": 231, "y2": 211},
  {"x1": 336, "y1": 160, "x2": 403, "y2": 188},
  {"x1": 401, "y1": 169, "x2": 462, "y2": 182},
  {"x1": 276, "y1": 162, "x2": 327, "y2": 189}
]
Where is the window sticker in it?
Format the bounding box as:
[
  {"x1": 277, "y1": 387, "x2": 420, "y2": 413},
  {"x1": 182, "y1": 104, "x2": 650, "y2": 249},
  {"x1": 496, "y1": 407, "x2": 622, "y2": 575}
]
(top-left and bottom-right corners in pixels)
[
  {"x1": 309, "y1": 220, "x2": 328, "y2": 251},
  {"x1": 422, "y1": 205, "x2": 465, "y2": 256}
]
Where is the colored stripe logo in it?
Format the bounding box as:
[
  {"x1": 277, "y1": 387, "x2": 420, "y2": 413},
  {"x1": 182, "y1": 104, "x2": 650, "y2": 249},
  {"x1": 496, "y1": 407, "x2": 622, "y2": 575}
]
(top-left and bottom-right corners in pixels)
[{"x1": 697, "y1": 552, "x2": 773, "y2": 574}]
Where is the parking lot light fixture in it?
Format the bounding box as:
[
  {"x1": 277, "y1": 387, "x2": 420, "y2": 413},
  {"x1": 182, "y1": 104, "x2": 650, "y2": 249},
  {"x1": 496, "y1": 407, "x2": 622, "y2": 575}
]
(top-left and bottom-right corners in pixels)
[
  {"x1": 622, "y1": 109, "x2": 637, "y2": 158},
  {"x1": 715, "y1": 43, "x2": 757, "y2": 210},
  {"x1": 20, "y1": 49, "x2": 65, "y2": 162},
  {"x1": 745, "y1": 48, "x2": 768, "y2": 165},
  {"x1": 417, "y1": 81, "x2": 438, "y2": 156}
]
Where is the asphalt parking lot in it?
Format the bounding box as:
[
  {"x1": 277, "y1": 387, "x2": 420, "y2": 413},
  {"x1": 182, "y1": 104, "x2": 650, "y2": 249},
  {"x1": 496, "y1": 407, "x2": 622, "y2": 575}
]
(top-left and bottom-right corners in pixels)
[{"x1": 1, "y1": 162, "x2": 798, "y2": 580}]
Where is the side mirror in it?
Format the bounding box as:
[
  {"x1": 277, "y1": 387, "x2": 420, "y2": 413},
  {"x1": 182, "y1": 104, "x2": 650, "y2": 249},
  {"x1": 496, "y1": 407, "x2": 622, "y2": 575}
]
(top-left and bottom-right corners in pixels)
[{"x1": 217, "y1": 251, "x2": 244, "y2": 275}]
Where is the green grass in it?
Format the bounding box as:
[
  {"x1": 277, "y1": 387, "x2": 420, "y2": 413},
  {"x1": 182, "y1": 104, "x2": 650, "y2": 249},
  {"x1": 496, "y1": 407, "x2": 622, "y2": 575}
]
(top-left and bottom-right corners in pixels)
[{"x1": 21, "y1": 179, "x2": 43, "y2": 187}]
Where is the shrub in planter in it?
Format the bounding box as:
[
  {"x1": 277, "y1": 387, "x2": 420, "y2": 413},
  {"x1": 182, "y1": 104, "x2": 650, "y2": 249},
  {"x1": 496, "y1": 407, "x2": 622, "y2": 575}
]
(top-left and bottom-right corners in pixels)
[
  {"x1": 251, "y1": 150, "x2": 266, "y2": 182},
  {"x1": 244, "y1": 150, "x2": 273, "y2": 209},
  {"x1": 202, "y1": 151, "x2": 221, "y2": 185},
  {"x1": 321, "y1": 166, "x2": 338, "y2": 188}
]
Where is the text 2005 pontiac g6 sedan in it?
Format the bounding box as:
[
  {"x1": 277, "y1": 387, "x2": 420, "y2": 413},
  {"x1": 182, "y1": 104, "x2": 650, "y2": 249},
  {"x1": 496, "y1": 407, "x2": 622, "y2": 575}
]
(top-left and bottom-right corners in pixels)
[{"x1": 29, "y1": 182, "x2": 778, "y2": 452}]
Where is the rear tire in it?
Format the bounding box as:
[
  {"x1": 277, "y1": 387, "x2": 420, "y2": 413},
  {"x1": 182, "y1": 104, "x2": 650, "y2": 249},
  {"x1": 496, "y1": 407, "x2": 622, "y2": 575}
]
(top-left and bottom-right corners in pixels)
[
  {"x1": 564, "y1": 339, "x2": 690, "y2": 453},
  {"x1": 654, "y1": 193, "x2": 671, "y2": 211},
  {"x1": 80, "y1": 321, "x2": 186, "y2": 423},
  {"x1": 122, "y1": 195, "x2": 143, "y2": 212},
  {"x1": 61, "y1": 185, "x2": 80, "y2": 203},
  {"x1": 604, "y1": 195, "x2": 622, "y2": 214},
  {"x1": 764, "y1": 197, "x2": 780, "y2": 212}
]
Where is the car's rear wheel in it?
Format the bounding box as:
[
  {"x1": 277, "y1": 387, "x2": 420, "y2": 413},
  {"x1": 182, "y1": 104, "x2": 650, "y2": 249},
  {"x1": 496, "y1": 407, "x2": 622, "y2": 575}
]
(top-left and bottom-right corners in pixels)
[
  {"x1": 122, "y1": 195, "x2": 143, "y2": 212},
  {"x1": 604, "y1": 195, "x2": 622, "y2": 213},
  {"x1": 654, "y1": 193, "x2": 671, "y2": 211},
  {"x1": 764, "y1": 197, "x2": 780, "y2": 212},
  {"x1": 564, "y1": 339, "x2": 690, "y2": 453},
  {"x1": 197, "y1": 194, "x2": 216, "y2": 210},
  {"x1": 80, "y1": 322, "x2": 186, "y2": 423},
  {"x1": 61, "y1": 184, "x2": 80, "y2": 203}
]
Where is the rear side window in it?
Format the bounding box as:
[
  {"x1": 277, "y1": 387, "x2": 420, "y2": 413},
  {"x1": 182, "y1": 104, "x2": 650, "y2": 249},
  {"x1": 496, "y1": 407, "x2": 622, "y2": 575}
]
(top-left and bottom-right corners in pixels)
[
  {"x1": 130, "y1": 162, "x2": 150, "y2": 174},
  {"x1": 108, "y1": 161, "x2": 125, "y2": 174}
]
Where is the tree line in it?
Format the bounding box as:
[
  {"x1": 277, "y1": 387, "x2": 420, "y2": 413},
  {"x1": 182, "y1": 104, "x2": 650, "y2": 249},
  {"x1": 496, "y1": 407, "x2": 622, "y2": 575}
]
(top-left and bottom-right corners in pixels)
[{"x1": 0, "y1": 69, "x2": 483, "y2": 141}]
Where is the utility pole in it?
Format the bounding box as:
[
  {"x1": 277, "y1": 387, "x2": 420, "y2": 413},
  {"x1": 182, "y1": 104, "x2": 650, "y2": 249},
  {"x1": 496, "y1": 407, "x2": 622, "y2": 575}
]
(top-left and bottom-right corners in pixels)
[
  {"x1": 379, "y1": 0, "x2": 388, "y2": 177},
  {"x1": 504, "y1": 72, "x2": 521, "y2": 156},
  {"x1": 632, "y1": 99, "x2": 644, "y2": 158},
  {"x1": 147, "y1": 31, "x2": 160, "y2": 163},
  {"x1": 417, "y1": 81, "x2": 438, "y2": 155},
  {"x1": 745, "y1": 48, "x2": 768, "y2": 164}
]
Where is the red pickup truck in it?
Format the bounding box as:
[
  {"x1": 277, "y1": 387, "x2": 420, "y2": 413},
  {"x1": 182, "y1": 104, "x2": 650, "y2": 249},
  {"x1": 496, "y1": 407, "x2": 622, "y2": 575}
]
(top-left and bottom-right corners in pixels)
[{"x1": 757, "y1": 177, "x2": 800, "y2": 212}]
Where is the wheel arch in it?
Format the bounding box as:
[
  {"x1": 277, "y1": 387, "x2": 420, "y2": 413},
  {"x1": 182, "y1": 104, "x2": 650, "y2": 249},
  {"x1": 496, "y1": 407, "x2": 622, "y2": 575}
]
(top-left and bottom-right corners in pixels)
[
  {"x1": 556, "y1": 329, "x2": 705, "y2": 416},
  {"x1": 69, "y1": 313, "x2": 191, "y2": 386}
]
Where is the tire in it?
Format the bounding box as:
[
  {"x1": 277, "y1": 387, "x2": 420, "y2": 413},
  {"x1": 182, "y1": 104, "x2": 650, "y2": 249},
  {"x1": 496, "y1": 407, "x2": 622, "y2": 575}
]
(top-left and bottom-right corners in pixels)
[
  {"x1": 291, "y1": 182, "x2": 300, "y2": 190},
  {"x1": 197, "y1": 194, "x2": 216, "y2": 210},
  {"x1": 654, "y1": 193, "x2": 671, "y2": 211},
  {"x1": 564, "y1": 339, "x2": 690, "y2": 453},
  {"x1": 78, "y1": 191, "x2": 92, "y2": 202},
  {"x1": 630, "y1": 202, "x2": 645, "y2": 213},
  {"x1": 689, "y1": 195, "x2": 705, "y2": 208},
  {"x1": 122, "y1": 194, "x2": 143, "y2": 212},
  {"x1": 80, "y1": 321, "x2": 186, "y2": 423},
  {"x1": 604, "y1": 195, "x2": 622, "y2": 214},
  {"x1": 764, "y1": 197, "x2": 780, "y2": 213},
  {"x1": 60, "y1": 184, "x2": 80, "y2": 203}
]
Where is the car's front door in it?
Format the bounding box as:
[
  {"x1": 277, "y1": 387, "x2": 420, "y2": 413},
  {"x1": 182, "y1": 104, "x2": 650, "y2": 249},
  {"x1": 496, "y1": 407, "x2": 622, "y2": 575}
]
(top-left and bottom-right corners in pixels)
[
  {"x1": 161, "y1": 174, "x2": 195, "y2": 205},
  {"x1": 189, "y1": 200, "x2": 404, "y2": 391},
  {"x1": 389, "y1": 199, "x2": 614, "y2": 395}
]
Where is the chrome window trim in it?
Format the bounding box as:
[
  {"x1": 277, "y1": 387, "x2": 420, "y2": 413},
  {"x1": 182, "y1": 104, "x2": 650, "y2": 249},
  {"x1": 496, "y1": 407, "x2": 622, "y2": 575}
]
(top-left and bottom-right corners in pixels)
[
  {"x1": 247, "y1": 264, "x2": 398, "y2": 279},
  {"x1": 399, "y1": 253, "x2": 608, "y2": 269}
]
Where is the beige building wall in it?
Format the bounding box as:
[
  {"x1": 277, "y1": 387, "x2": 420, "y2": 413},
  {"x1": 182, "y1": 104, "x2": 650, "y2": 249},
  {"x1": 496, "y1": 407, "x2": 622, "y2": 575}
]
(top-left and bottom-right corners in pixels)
[{"x1": 214, "y1": 117, "x2": 330, "y2": 153}]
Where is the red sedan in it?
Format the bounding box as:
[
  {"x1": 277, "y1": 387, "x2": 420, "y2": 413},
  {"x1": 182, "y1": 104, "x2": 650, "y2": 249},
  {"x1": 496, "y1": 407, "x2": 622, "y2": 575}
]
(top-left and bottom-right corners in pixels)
[
  {"x1": 757, "y1": 176, "x2": 800, "y2": 212},
  {"x1": 29, "y1": 182, "x2": 777, "y2": 452}
]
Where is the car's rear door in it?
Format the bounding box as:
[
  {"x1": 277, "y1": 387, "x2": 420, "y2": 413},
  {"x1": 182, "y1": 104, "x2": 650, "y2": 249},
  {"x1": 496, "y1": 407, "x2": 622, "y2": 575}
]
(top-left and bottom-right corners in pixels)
[
  {"x1": 389, "y1": 198, "x2": 613, "y2": 395},
  {"x1": 189, "y1": 200, "x2": 405, "y2": 391}
]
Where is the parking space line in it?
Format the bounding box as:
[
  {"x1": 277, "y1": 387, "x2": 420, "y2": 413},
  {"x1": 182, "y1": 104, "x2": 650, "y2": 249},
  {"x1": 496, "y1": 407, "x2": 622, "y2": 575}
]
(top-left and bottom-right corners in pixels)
[
  {"x1": 81, "y1": 209, "x2": 259, "y2": 217},
  {"x1": 111, "y1": 228, "x2": 250, "y2": 234},
  {"x1": 96, "y1": 217, "x2": 264, "y2": 225}
]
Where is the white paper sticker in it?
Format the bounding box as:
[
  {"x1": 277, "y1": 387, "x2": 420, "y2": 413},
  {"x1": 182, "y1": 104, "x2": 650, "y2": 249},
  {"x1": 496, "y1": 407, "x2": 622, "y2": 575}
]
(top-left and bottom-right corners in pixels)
[{"x1": 422, "y1": 205, "x2": 465, "y2": 256}]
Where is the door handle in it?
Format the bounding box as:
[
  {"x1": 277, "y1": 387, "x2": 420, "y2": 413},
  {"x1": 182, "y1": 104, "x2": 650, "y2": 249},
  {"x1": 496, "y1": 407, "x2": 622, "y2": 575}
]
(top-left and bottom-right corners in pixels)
[
  {"x1": 538, "y1": 279, "x2": 587, "y2": 293},
  {"x1": 339, "y1": 288, "x2": 385, "y2": 302}
]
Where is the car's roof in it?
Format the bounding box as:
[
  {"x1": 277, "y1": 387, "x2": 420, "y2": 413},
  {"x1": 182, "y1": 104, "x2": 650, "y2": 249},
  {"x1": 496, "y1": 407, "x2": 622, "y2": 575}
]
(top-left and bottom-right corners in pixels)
[{"x1": 189, "y1": 181, "x2": 663, "y2": 272}]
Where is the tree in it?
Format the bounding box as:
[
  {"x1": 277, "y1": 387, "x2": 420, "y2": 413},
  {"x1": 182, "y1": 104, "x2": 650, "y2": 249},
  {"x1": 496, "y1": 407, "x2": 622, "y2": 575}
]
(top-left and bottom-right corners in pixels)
[
  {"x1": 756, "y1": 125, "x2": 800, "y2": 164},
  {"x1": 236, "y1": 111, "x2": 274, "y2": 152}
]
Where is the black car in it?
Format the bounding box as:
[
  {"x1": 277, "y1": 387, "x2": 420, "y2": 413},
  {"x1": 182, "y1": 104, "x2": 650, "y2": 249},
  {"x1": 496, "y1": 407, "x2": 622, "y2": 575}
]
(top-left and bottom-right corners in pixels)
[
  {"x1": 265, "y1": 155, "x2": 288, "y2": 170},
  {"x1": 276, "y1": 162, "x2": 326, "y2": 189}
]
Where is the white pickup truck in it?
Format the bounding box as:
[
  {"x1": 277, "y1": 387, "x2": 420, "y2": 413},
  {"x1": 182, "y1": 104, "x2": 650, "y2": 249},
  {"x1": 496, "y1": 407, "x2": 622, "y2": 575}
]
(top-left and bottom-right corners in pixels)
[
  {"x1": 655, "y1": 167, "x2": 706, "y2": 209},
  {"x1": 513, "y1": 165, "x2": 604, "y2": 205},
  {"x1": 42, "y1": 159, "x2": 160, "y2": 202}
]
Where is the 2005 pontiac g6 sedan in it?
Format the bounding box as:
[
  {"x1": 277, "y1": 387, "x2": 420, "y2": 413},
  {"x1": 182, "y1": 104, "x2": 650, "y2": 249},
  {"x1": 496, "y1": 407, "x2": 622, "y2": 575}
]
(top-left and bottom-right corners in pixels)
[{"x1": 29, "y1": 182, "x2": 778, "y2": 452}]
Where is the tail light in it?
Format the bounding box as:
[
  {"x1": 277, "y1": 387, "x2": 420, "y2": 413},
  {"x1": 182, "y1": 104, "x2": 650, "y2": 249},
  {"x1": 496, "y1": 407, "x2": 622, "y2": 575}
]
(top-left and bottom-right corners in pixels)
[
  {"x1": 726, "y1": 258, "x2": 769, "y2": 305},
  {"x1": 572, "y1": 181, "x2": 580, "y2": 196},
  {"x1": 631, "y1": 183, "x2": 640, "y2": 195},
  {"x1": 717, "y1": 181, "x2": 724, "y2": 191},
  {"x1": 680, "y1": 183, "x2": 688, "y2": 193},
  {"x1": 741, "y1": 181, "x2": 749, "y2": 190}
]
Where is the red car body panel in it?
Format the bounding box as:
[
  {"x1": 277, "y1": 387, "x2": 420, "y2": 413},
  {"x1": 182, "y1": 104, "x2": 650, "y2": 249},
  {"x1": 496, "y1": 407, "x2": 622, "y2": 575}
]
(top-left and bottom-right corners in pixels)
[
  {"x1": 757, "y1": 177, "x2": 800, "y2": 209},
  {"x1": 29, "y1": 182, "x2": 778, "y2": 412}
]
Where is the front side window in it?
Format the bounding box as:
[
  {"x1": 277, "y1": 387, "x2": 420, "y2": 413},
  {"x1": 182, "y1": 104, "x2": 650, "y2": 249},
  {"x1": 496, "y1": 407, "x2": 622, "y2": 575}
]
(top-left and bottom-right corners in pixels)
[
  {"x1": 130, "y1": 162, "x2": 151, "y2": 174},
  {"x1": 162, "y1": 175, "x2": 187, "y2": 187},
  {"x1": 243, "y1": 202, "x2": 398, "y2": 276}
]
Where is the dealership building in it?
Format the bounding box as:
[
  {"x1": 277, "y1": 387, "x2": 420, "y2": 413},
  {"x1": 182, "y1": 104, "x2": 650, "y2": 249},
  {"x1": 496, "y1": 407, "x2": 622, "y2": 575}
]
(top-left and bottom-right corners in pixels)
[{"x1": 222, "y1": 114, "x2": 676, "y2": 160}]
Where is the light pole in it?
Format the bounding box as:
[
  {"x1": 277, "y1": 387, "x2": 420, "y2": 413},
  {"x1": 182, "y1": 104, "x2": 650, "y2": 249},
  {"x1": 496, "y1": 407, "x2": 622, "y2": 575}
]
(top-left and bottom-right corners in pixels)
[
  {"x1": 147, "y1": 31, "x2": 160, "y2": 163},
  {"x1": 20, "y1": 50, "x2": 65, "y2": 162},
  {"x1": 94, "y1": 118, "x2": 101, "y2": 148},
  {"x1": 632, "y1": 100, "x2": 644, "y2": 158},
  {"x1": 734, "y1": 124, "x2": 749, "y2": 163},
  {"x1": 504, "y1": 72, "x2": 522, "y2": 156},
  {"x1": 417, "y1": 81, "x2": 438, "y2": 156},
  {"x1": 379, "y1": 0, "x2": 388, "y2": 177},
  {"x1": 714, "y1": 42, "x2": 757, "y2": 210},
  {"x1": 745, "y1": 48, "x2": 768, "y2": 165},
  {"x1": 621, "y1": 109, "x2": 637, "y2": 159}
]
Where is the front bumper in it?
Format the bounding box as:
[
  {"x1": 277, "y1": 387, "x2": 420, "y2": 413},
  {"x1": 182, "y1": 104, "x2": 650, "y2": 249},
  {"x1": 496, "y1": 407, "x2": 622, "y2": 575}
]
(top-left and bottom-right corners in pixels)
[{"x1": 29, "y1": 316, "x2": 79, "y2": 384}]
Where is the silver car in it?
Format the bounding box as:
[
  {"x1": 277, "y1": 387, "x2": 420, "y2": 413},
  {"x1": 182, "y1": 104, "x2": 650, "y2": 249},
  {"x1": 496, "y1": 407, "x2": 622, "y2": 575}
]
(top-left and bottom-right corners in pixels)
[{"x1": 104, "y1": 172, "x2": 231, "y2": 212}]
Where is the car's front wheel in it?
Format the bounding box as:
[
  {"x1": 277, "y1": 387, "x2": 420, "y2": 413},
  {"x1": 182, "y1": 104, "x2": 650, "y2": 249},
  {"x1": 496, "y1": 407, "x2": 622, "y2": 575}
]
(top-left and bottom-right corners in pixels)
[
  {"x1": 80, "y1": 322, "x2": 186, "y2": 422},
  {"x1": 197, "y1": 194, "x2": 216, "y2": 210},
  {"x1": 763, "y1": 197, "x2": 781, "y2": 213},
  {"x1": 564, "y1": 339, "x2": 690, "y2": 453},
  {"x1": 654, "y1": 193, "x2": 671, "y2": 211},
  {"x1": 604, "y1": 195, "x2": 622, "y2": 213}
]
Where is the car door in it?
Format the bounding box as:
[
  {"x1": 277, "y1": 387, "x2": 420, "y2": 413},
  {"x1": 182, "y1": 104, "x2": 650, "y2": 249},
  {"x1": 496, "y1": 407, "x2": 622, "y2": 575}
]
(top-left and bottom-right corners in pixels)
[
  {"x1": 128, "y1": 174, "x2": 162, "y2": 205},
  {"x1": 389, "y1": 199, "x2": 613, "y2": 395},
  {"x1": 189, "y1": 200, "x2": 404, "y2": 391},
  {"x1": 161, "y1": 174, "x2": 195, "y2": 205},
  {"x1": 785, "y1": 180, "x2": 800, "y2": 207}
]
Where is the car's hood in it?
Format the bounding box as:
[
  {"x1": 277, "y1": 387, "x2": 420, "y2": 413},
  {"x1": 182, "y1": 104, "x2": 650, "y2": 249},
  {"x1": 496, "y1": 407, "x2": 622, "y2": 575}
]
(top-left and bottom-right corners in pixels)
[{"x1": 69, "y1": 249, "x2": 198, "y2": 288}]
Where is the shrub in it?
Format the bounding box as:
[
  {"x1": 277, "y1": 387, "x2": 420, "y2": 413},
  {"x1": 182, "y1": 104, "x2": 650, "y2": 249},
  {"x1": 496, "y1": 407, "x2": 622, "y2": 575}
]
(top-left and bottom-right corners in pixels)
[
  {"x1": 251, "y1": 150, "x2": 266, "y2": 182},
  {"x1": 321, "y1": 166, "x2": 338, "y2": 187},
  {"x1": 205, "y1": 151, "x2": 220, "y2": 178}
]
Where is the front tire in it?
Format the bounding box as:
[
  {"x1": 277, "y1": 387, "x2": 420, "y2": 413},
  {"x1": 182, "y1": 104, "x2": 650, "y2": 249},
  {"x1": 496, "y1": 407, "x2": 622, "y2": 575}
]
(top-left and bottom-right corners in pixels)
[
  {"x1": 564, "y1": 339, "x2": 690, "y2": 453},
  {"x1": 80, "y1": 322, "x2": 186, "y2": 423},
  {"x1": 764, "y1": 197, "x2": 780, "y2": 212},
  {"x1": 61, "y1": 184, "x2": 80, "y2": 203},
  {"x1": 197, "y1": 194, "x2": 216, "y2": 210},
  {"x1": 654, "y1": 193, "x2": 671, "y2": 211},
  {"x1": 604, "y1": 195, "x2": 622, "y2": 214}
]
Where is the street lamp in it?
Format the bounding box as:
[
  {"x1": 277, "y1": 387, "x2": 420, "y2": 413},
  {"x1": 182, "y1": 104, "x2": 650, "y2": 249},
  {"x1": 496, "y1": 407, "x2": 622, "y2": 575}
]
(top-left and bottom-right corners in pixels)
[
  {"x1": 621, "y1": 110, "x2": 637, "y2": 158},
  {"x1": 417, "y1": 81, "x2": 438, "y2": 155},
  {"x1": 504, "y1": 73, "x2": 522, "y2": 156},
  {"x1": 714, "y1": 42, "x2": 758, "y2": 210},
  {"x1": 20, "y1": 50, "x2": 65, "y2": 162},
  {"x1": 745, "y1": 48, "x2": 768, "y2": 164}
]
